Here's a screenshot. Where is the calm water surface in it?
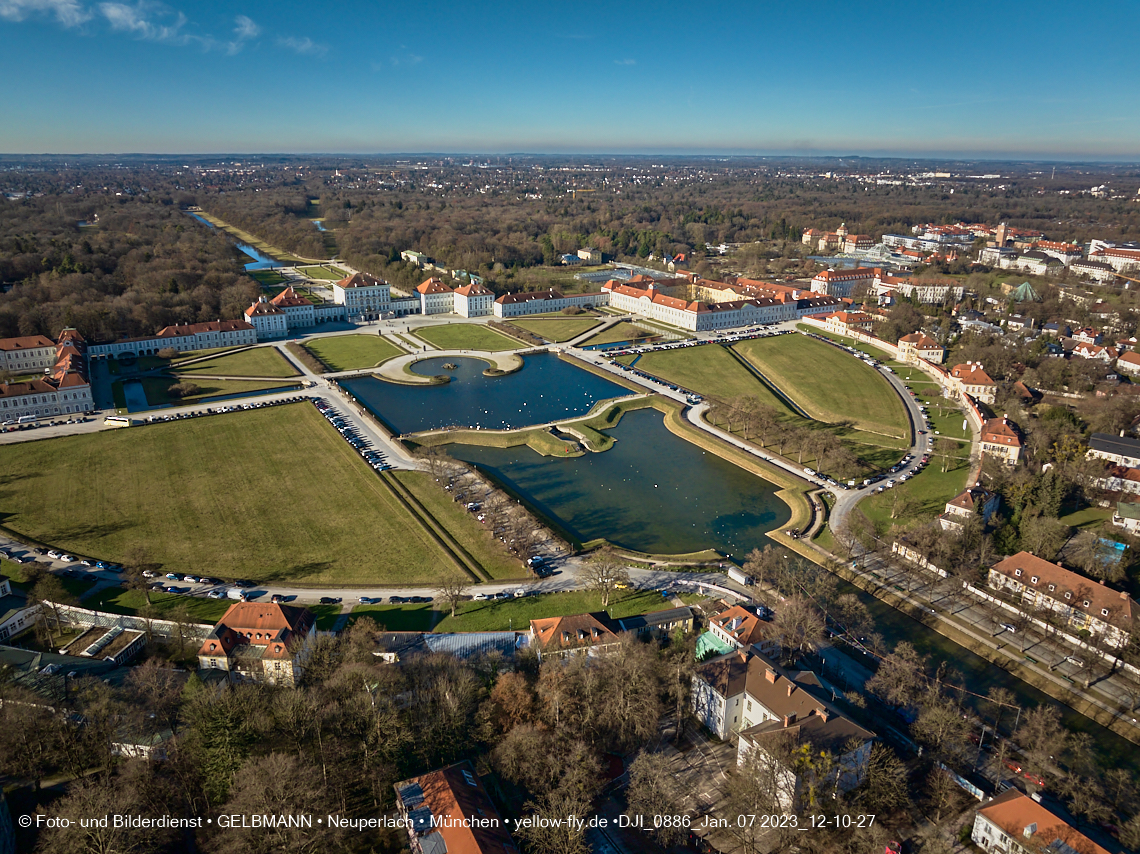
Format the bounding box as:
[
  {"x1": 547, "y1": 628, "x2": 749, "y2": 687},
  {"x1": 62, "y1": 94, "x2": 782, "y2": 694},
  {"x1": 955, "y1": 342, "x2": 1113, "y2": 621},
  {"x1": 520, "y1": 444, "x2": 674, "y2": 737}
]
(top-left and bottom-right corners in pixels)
[{"x1": 342, "y1": 354, "x2": 629, "y2": 433}]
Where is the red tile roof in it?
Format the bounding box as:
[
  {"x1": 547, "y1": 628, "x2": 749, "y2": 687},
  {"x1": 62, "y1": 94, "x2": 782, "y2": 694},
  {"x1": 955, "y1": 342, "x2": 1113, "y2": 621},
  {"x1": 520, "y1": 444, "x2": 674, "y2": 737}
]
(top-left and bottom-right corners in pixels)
[
  {"x1": 0, "y1": 335, "x2": 55, "y2": 352},
  {"x1": 980, "y1": 417, "x2": 1021, "y2": 447},
  {"x1": 710, "y1": 605, "x2": 771, "y2": 647},
  {"x1": 990, "y1": 552, "x2": 1136, "y2": 633},
  {"x1": 270, "y1": 286, "x2": 312, "y2": 308},
  {"x1": 156, "y1": 320, "x2": 255, "y2": 337},
  {"x1": 416, "y1": 277, "x2": 453, "y2": 295},
  {"x1": 454, "y1": 282, "x2": 494, "y2": 297},
  {"x1": 335, "y1": 272, "x2": 386, "y2": 289},
  {"x1": 530, "y1": 613, "x2": 617, "y2": 652},
  {"x1": 976, "y1": 790, "x2": 1109, "y2": 854},
  {"x1": 395, "y1": 761, "x2": 517, "y2": 854},
  {"x1": 950, "y1": 362, "x2": 996, "y2": 386},
  {"x1": 198, "y1": 603, "x2": 314, "y2": 660}
]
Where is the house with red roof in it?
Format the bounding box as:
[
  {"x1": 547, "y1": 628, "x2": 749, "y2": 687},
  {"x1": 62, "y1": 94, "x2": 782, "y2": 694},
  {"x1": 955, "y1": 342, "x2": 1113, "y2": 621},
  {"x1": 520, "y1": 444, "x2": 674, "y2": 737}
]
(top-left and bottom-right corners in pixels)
[
  {"x1": 821, "y1": 310, "x2": 873, "y2": 335},
  {"x1": 948, "y1": 361, "x2": 997, "y2": 404},
  {"x1": 971, "y1": 789, "x2": 1109, "y2": 854},
  {"x1": 197, "y1": 602, "x2": 316, "y2": 686},
  {"x1": 244, "y1": 297, "x2": 288, "y2": 338},
  {"x1": 529, "y1": 613, "x2": 620, "y2": 660},
  {"x1": 940, "y1": 485, "x2": 999, "y2": 531},
  {"x1": 394, "y1": 761, "x2": 518, "y2": 854},
  {"x1": 708, "y1": 605, "x2": 779, "y2": 656},
  {"x1": 452, "y1": 282, "x2": 496, "y2": 318},
  {"x1": 416, "y1": 277, "x2": 456, "y2": 315},
  {"x1": 332, "y1": 271, "x2": 391, "y2": 321},
  {"x1": 988, "y1": 552, "x2": 1136, "y2": 649},
  {"x1": 896, "y1": 332, "x2": 946, "y2": 365},
  {"x1": 0, "y1": 328, "x2": 93, "y2": 421},
  {"x1": 979, "y1": 417, "x2": 1023, "y2": 465},
  {"x1": 811, "y1": 267, "x2": 876, "y2": 298}
]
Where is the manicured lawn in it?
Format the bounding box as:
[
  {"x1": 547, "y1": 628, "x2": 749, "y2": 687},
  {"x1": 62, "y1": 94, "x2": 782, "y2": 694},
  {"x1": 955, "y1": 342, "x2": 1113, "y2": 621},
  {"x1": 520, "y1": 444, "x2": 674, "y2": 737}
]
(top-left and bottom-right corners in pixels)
[
  {"x1": 248, "y1": 270, "x2": 287, "y2": 287},
  {"x1": 394, "y1": 471, "x2": 525, "y2": 580},
  {"x1": 303, "y1": 334, "x2": 406, "y2": 372},
  {"x1": 0, "y1": 404, "x2": 474, "y2": 585},
  {"x1": 296, "y1": 265, "x2": 347, "y2": 281},
  {"x1": 619, "y1": 343, "x2": 791, "y2": 412},
  {"x1": 136, "y1": 377, "x2": 298, "y2": 407},
  {"x1": 1059, "y1": 506, "x2": 1113, "y2": 530},
  {"x1": 795, "y1": 325, "x2": 896, "y2": 361},
  {"x1": 734, "y1": 336, "x2": 908, "y2": 439},
  {"x1": 581, "y1": 321, "x2": 652, "y2": 347},
  {"x1": 414, "y1": 324, "x2": 520, "y2": 352},
  {"x1": 511, "y1": 316, "x2": 601, "y2": 342},
  {"x1": 435, "y1": 589, "x2": 699, "y2": 633},
  {"x1": 348, "y1": 603, "x2": 439, "y2": 631},
  {"x1": 857, "y1": 456, "x2": 971, "y2": 530},
  {"x1": 169, "y1": 347, "x2": 244, "y2": 363},
  {"x1": 310, "y1": 604, "x2": 344, "y2": 630},
  {"x1": 170, "y1": 347, "x2": 299, "y2": 378},
  {"x1": 87, "y1": 588, "x2": 234, "y2": 623}
]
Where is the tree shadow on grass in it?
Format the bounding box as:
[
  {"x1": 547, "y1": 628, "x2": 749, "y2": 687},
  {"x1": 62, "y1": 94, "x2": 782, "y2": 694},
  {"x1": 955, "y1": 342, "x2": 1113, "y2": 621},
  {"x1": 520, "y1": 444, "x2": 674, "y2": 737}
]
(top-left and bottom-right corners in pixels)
[
  {"x1": 260, "y1": 561, "x2": 335, "y2": 584},
  {"x1": 52, "y1": 519, "x2": 138, "y2": 542}
]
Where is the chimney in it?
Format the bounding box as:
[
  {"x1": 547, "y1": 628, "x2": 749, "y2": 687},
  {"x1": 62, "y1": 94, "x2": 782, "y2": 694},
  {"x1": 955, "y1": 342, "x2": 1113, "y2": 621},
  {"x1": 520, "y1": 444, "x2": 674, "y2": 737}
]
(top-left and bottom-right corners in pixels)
[
  {"x1": 787, "y1": 683, "x2": 795, "y2": 697},
  {"x1": 818, "y1": 709, "x2": 829, "y2": 722},
  {"x1": 783, "y1": 713, "x2": 797, "y2": 727},
  {"x1": 765, "y1": 669, "x2": 777, "y2": 683},
  {"x1": 1100, "y1": 579, "x2": 1106, "y2": 585}
]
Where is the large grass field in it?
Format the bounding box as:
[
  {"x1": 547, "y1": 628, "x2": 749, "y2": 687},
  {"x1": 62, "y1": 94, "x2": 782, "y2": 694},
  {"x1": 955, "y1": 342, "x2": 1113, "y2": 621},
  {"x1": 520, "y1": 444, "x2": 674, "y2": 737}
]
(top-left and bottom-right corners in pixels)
[
  {"x1": 414, "y1": 324, "x2": 520, "y2": 352},
  {"x1": 302, "y1": 334, "x2": 406, "y2": 371},
  {"x1": 617, "y1": 344, "x2": 791, "y2": 412},
  {"x1": 296, "y1": 265, "x2": 348, "y2": 281},
  {"x1": 435, "y1": 589, "x2": 704, "y2": 632},
  {"x1": 0, "y1": 404, "x2": 473, "y2": 585},
  {"x1": 580, "y1": 321, "x2": 652, "y2": 347},
  {"x1": 248, "y1": 270, "x2": 288, "y2": 287},
  {"x1": 857, "y1": 454, "x2": 971, "y2": 529},
  {"x1": 170, "y1": 347, "x2": 299, "y2": 378},
  {"x1": 393, "y1": 471, "x2": 524, "y2": 580},
  {"x1": 733, "y1": 336, "x2": 908, "y2": 438},
  {"x1": 129, "y1": 377, "x2": 299, "y2": 407},
  {"x1": 510, "y1": 316, "x2": 601, "y2": 342}
]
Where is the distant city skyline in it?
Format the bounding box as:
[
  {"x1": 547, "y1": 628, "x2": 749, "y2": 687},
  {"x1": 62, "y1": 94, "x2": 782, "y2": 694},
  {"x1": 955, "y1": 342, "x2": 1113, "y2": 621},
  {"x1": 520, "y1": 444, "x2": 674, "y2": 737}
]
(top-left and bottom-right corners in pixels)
[{"x1": 2, "y1": 0, "x2": 1139, "y2": 160}]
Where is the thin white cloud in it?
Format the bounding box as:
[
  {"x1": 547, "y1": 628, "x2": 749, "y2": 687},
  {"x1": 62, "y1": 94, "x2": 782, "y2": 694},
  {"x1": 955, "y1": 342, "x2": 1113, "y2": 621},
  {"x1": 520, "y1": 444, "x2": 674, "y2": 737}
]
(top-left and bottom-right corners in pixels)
[
  {"x1": 277, "y1": 34, "x2": 326, "y2": 56},
  {"x1": 99, "y1": 1, "x2": 186, "y2": 42},
  {"x1": 614, "y1": 58, "x2": 636, "y2": 65},
  {"x1": 390, "y1": 45, "x2": 422, "y2": 66},
  {"x1": 0, "y1": 0, "x2": 91, "y2": 27},
  {"x1": 226, "y1": 13, "x2": 258, "y2": 54}
]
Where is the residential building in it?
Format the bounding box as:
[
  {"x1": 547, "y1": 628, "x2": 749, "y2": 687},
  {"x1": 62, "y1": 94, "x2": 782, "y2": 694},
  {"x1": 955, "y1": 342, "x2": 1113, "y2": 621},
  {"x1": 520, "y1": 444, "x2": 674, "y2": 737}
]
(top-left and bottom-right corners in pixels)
[
  {"x1": 707, "y1": 605, "x2": 778, "y2": 656},
  {"x1": 1091, "y1": 246, "x2": 1140, "y2": 273},
  {"x1": 1073, "y1": 342, "x2": 1117, "y2": 362},
  {"x1": 416, "y1": 277, "x2": 456, "y2": 315},
  {"x1": 0, "y1": 334, "x2": 57, "y2": 374},
  {"x1": 494, "y1": 289, "x2": 607, "y2": 318},
  {"x1": 394, "y1": 761, "x2": 517, "y2": 854},
  {"x1": 0, "y1": 329, "x2": 94, "y2": 420},
  {"x1": 948, "y1": 361, "x2": 997, "y2": 404},
  {"x1": 400, "y1": 249, "x2": 431, "y2": 268},
  {"x1": 801, "y1": 228, "x2": 823, "y2": 246},
  {"x1": 89, "y1": 319, "x2": 258, "y2": 357},
  {"x1": 1071, "y1": 258, "x2": 1118, "y2": 284},
  {"x1": 1112, "y1": 501, "x2": 1140, "y2": 535},
  {"x1": 821, "y1": 310, "x2": 874, "y2": 336},
  {"x1": 1093, "y1": 463, "x2": 1140, "y2": 496},
  {"x1": 979, "y1": 417, "x2": 1023, "y2": 465},
  {"x1": 940, "y1": 486, "x2": 999, "y2": 531},
  {"x1": 999, "y1": 250, "x2": 1065, "y2": 276},
  {"x1": 453, "y1": 282, "x2": 496, "y2": 318},
  {"x1": 243, "y1": 297, "x2": 288, "y2": 338},
  {"x1": 897, "y1": 332, "x2": 946, "y2": 364},
  {"x1": 0, "y1": 575, "x2": 36, "y2": 643},
  {"x1": 1032, "y1": 240, "x2": 1083, "y2": 265},
  {"x1": 529, "y1": 612, "x2": 620, "y2": 660},
  {"x1": 873, "y1": 271, "x2": 964, "y2": 305},
  {"x1": 1087, "y1": 432, "x2": 1140, "y2": 468},
  {"x1": 197, "y1": 602, "x2": 317, "y2": 686},
  {"x1": 691, "y1": 650, "x2": 874, "y2": 807},
  {"x1": 1072, "y1": 327, "x2": 1103, "y2": 345},
  {"x1": 577, "y1": 247, "x2": 602, "y2": 264},
  {"x1": 560, "y1": 253, "x2": 582, "y2": 265},
  {"x1": 842, "y1": 234, "x2": 875, "y2": 254},
  {"x1": 616, "y1": 606, "x2": 694, "y2": 641},
  {"x1": 970, "y1": 789, "x2": 1109, "y2": 854},
  {"x1": 332, "y1": 272, "x2": 390, "y2": 321},
  {"x1": 987, "y1": 552, "x2": 1136, "y2": 649},
  {"x1": 811, "y1": 267, "x2": 876, "y2": 298},
  {"x1": 268, "y1": 286, "x2": 317, "y2": 328}
]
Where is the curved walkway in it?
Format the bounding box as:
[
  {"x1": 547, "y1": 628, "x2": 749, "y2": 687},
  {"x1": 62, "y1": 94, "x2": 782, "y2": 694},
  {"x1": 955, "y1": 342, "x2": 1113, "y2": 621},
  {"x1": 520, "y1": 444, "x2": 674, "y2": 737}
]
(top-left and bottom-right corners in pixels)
[{"x1": 371, "y1": 349, "x2": 526, "y2": 385}]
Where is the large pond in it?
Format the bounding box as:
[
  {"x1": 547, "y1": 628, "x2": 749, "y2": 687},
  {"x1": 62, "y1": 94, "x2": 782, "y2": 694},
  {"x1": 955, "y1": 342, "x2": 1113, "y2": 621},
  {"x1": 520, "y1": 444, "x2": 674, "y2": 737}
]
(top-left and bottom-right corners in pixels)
[
  {"x1": 341, "y1": 354, "x2": 630, "y2": 433},
  {"x1": 450, "y1": 408, "x2": 791, "y2": 557}
]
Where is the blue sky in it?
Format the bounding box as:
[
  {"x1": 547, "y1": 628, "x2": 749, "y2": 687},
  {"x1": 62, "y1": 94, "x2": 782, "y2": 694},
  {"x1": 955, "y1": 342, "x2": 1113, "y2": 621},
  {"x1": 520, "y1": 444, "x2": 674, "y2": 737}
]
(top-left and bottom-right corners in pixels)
[{"x1": 2, "y1": 0, "x2": 1139, "y2": 159}]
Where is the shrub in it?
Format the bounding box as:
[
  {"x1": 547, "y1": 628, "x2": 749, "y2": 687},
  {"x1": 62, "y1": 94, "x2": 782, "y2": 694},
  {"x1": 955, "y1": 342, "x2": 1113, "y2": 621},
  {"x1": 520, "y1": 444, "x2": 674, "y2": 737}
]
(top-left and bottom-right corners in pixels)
[
  {"x1": 168, "y1": 382, "x2": 201, "y2": 399},
  {"x1": 157, "y1": 348, "x2": 179, "y2": 359}
]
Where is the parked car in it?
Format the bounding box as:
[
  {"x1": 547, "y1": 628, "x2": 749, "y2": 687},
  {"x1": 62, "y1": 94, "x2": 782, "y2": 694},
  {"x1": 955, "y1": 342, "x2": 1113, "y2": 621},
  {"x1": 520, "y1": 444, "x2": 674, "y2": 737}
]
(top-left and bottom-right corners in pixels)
[{"x1": 319, "y1": 596, "x2": 342, "y2": 604}]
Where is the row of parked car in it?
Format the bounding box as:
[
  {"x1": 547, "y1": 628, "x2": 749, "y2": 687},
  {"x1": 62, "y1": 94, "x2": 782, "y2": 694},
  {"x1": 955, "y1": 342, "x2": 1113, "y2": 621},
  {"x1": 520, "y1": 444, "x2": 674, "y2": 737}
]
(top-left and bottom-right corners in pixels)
[
  {"x1": 143, "y1": 395, "x2": 308, "y2": 424},
  {"x1": 313, "y1": 398, "x2": 392, "y2": 471}
]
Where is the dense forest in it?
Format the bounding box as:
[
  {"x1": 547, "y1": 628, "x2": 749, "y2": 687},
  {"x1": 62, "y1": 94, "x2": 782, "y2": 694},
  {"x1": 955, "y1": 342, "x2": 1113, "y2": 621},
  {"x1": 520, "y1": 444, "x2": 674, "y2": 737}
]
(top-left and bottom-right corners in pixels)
[
  {"x1": 0, "y1": 194, "x2": 257, "y2": 341},
  {"x1": 4, "y1": 156, "x2": 1139, "y2": 341}
]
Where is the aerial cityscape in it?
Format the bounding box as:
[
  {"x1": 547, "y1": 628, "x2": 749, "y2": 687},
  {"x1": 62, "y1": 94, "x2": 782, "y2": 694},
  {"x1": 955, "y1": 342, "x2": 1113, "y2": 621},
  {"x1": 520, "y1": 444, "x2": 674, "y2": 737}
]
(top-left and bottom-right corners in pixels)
[{"x1": 3, "y1": 3, "x2": 1140, "y2": 854}]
